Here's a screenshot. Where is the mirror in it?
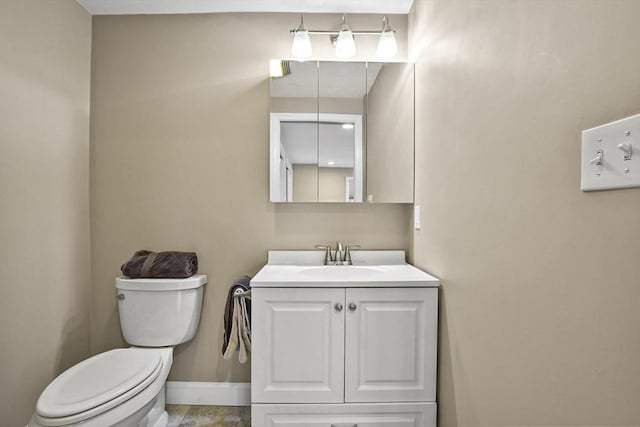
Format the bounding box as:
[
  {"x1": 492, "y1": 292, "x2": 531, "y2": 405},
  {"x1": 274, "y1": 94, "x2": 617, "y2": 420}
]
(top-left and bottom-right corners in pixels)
[
  {"x1": 270, "y1": 61, "x2": 414, "y2": 203},
  {"x1": 365, "y1": 62, "x2": 415, "y2": 203}
]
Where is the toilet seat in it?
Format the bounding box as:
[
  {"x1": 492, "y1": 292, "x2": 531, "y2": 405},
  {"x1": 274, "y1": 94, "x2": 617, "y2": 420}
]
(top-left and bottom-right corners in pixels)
[{"x1": 36, "y1": 348, "x2": 162, "y2": 426}]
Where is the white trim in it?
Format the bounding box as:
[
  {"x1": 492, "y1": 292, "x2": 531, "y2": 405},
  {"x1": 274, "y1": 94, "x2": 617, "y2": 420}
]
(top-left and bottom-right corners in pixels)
[
  {"x1": 351, "y1": 115, "x2": 364, "y2": 203},
  {"x1": 269, "y1": 116, "x2": 281, "y2": 202},
  {"x1": 165, "y1": 381, "x2": 251, "y2": 406},
  {"x1": 271, "y1": 112, "x2": 318, "y2": 123},
  {"x1": 270, "y1": 112, "x2": 364, "y2": 203}
]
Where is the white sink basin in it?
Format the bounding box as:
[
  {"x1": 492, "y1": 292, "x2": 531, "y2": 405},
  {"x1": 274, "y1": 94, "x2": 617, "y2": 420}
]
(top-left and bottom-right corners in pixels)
[{"x1": 299, "y1": 266, "x2": 386, "y2": 281}]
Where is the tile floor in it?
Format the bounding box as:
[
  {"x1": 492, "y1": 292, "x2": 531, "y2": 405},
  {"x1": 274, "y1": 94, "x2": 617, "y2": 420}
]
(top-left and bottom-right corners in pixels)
[{"x1": 167, "y1": 405, "x2": 251, "y2": 427}]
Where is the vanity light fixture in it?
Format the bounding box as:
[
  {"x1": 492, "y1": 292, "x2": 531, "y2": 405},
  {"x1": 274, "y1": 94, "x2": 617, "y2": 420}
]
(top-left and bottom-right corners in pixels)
[
  {"x1": 342, "y1": 123, "x2": 355, "y2": 130},
  {"x1": 335, "y1": 15, "x2": 356, "y2": 58},
  {"x1": 377, "y1": 16, "x2": 398, "y2": 59},
  {"x1": 290, "y1": 14, "x2": 398, "y2": 60},
  {"x1": 291, "y1": 14, "x2": 312, "y2": 59},
  {"x1": 328, "y1": 161, "x2": 336, "y2": 166}
]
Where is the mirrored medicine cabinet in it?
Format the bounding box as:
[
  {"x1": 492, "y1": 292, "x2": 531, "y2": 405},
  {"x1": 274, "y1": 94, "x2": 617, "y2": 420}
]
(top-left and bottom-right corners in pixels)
[{"x1": 269, "y1": 60, "x2": 414, "y2": 203}]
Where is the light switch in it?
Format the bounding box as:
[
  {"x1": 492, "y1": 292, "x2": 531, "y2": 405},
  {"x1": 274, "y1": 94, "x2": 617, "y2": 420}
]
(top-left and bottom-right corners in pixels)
[{"x1": 581, "y1": 113, "x2": 640, "y2": 191}]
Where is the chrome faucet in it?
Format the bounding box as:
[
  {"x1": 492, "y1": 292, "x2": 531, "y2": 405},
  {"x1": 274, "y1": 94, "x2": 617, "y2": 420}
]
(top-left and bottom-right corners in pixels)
[
  {"x1": 315, "y1": 242, "x2": 360, "y2": 265},
  {"x1": 335, "y1": 241, "x2": 344, "y2": 265}
]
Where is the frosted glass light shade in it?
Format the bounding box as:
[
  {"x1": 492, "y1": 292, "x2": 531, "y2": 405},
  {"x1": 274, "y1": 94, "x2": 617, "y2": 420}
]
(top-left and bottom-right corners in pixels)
[
  {"x1": 335, "y1": 28, "x2": 356, "y2": 58},
  {"x1": 377, "y1": 29, "x2": 397, "y2": 59},
  {"x1": 291, "y1": 30, "x2": 312, "y2": 58}
]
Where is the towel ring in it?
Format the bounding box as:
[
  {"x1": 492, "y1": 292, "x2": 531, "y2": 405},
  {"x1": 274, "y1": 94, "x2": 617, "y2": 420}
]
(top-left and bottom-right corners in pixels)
[{"x1": 233, "y1": 288, "x2": 251, "y2": 299}]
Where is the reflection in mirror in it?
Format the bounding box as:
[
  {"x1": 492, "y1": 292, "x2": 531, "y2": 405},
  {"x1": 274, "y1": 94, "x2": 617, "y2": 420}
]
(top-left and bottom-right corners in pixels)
[
  {"x1": 281, "y1": 119, "x2": 317, "y2": 202},
  {"x1": 319, "y1": 62, "x2": 365, "y2": 202},
  {"x1": 271, "y1": 114, "x2": 362, "y2": 202},
  {"x1": 270, "y1": 61, "x2": 317, "y2": 202},
  {"x1": 366, "y1": 63, "x2": 415, "y2": 203},
  {"x1": 270, "y1": 61, "x2": 365, "y2": 203},
  {"x1": 269, "y1": 60, "x2": 414, "y2": 203}
]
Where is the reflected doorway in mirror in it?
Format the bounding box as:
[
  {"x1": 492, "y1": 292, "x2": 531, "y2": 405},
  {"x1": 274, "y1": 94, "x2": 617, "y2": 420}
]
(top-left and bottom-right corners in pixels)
[{"x1": 270, "y1": 113, "x2": 363, "y2": 203}]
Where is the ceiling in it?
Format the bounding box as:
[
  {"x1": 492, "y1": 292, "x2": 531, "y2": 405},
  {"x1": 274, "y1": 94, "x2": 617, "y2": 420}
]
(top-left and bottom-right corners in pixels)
[
  {"x1": 281, "y1": 122, "x2": 355, "y2": 168},
  {"x1": 75, "y1": 0, "x2": 414, "y2": 16}
]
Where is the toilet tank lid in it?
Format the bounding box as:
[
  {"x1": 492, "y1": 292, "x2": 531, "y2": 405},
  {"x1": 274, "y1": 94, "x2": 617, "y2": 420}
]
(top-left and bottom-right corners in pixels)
[{"x1": 115, "y1": 274, "x2": 207, "y2": 291}]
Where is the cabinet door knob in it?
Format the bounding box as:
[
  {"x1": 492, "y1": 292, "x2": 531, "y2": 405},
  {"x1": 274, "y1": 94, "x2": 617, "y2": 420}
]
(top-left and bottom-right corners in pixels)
[
  {"x1": 348, "y1": 303, "x2": 357, "y2": 311},
  {"x1": 334, "y1": 303, "x2": 343, "y2": 312}
]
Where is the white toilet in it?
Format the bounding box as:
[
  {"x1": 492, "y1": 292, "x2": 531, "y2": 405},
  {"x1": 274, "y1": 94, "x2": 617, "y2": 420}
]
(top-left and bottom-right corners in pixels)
[{"x1": 28, "y1": 275, "x2": 207, "y2": 427}]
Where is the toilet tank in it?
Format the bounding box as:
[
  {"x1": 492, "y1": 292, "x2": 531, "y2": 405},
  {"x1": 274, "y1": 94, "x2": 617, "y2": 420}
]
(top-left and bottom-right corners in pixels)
[{"x1": 115, "y1": 275, "x2": 207, "y2": 347}]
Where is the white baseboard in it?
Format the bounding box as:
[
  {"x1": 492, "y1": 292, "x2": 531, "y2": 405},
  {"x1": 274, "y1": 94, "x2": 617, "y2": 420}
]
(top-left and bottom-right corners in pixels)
[{"x1": 166, "y1": 381, "x2": 251, "y2": 406}]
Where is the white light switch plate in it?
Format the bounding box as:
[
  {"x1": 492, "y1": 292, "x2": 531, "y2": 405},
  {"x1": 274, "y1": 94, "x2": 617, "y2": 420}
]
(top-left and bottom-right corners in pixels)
[{"x1": 581, "y1": 113, "x2": 640, "y2": 191}]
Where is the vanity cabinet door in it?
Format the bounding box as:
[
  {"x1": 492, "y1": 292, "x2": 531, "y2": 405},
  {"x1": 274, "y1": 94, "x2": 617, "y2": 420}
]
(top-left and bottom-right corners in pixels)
[
  {"x1": 252, "y1": 288, "x2": 346, "y2": 403},
  {"x1": 344, "y1": 288, "x2": 438, "y2": 403}
]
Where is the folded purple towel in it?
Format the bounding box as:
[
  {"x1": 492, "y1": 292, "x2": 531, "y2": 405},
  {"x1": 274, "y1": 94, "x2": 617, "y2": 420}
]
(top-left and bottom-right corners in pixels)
[{"x1": 121, "y1": 250, "x2": 198, "y2": 279}]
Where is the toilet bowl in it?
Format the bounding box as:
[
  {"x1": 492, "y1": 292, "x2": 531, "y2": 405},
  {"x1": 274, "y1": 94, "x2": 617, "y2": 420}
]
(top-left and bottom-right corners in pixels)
[
  {"x1": 29, "y1": 348, "x2": 172, "y2": 427},
  {"x1": 29, "y1": 275, "x2": 207, "y2": 427}
]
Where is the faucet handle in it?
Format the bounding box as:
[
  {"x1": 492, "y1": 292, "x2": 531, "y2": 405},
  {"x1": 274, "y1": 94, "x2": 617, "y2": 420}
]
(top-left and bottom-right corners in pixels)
[
  {"x1": 315, "y1": 244, "x2": 334, "y2": 264},
  {"x1": 344, "y1": 244, "x2": 361, "y2": 265}
]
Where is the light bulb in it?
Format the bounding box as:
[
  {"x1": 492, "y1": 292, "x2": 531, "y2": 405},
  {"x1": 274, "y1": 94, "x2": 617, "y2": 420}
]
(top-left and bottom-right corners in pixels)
[
  {"x1": 377, "y1": 16, "x2": 397, "y2": 59},
  {"x1": 335, "y1": 21, "x2": 356, "y2": 58},
  {"x1": 291, "y1": 29, "x2": 312, "y2": 58},
  {"x1": 291, "y1": 14, "x2": 312, "y2": 59},
  {"x1": 377, "y1": 29, "x2": 397, "y2": 58}
]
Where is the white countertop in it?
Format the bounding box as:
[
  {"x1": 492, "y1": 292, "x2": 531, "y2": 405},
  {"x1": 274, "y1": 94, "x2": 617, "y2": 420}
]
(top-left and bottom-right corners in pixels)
[{"x1": 250, "y1": 251, "x2": 440, "y2": 288}]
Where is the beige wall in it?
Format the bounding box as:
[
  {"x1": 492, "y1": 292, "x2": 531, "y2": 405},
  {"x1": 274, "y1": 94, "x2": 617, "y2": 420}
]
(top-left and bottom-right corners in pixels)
[
  {"x1": 293, "y1": 166, "x2": 354, "y2": 202},
  {"x1": 90, "y1": 13, "x2": 411, "y2": 383},
  {"x1": 366, "y1": 63, "x2": 415, "y2": 202},
  {"x1": 319, "y1": 167, "x2": 354, "y2": 202},
  {"x1": 292, "y1": 164, "x2": 318, "y2": 202},
  {"x1": 271, "y1": 97, "x2": 364, "y2": 114},
  {"x1": 409, "y1": 0, "x2": 640, "y2": 425},
  {"x1": 0, "y1": 0, "x2": 92, "y2": 425}
]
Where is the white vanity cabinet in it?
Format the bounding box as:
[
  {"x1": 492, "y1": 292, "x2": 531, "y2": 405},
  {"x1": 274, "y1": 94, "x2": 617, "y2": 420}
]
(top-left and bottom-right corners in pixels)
[
  {"x1": 344, "y1": 288, "x2": 437, "y2": 403},
  {"x1": 251, "y1": 251, "x2": 440, "y2": 427},
  {"x1": 251, "y1": 288, "x2": 346, "y2": 404}
]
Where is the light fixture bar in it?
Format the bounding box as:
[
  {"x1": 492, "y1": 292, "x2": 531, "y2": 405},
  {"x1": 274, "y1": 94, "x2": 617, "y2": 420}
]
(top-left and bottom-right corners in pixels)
[
  {"x1": 289, "y1": 29, "x2": 383, "y2": 36},
  {"x1": 289, "y1": 14, "x2": 397, "y2": 59}
]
